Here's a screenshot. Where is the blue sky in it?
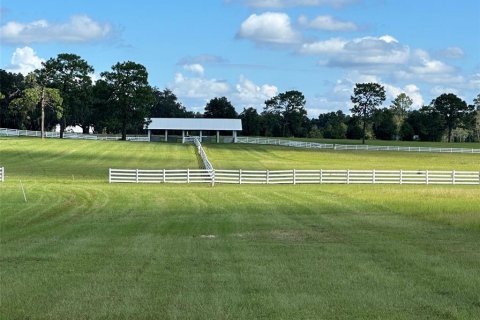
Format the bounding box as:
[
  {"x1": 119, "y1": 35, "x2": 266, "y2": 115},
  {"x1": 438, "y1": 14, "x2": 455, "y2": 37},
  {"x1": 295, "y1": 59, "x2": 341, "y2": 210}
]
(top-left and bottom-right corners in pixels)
[{"x1": 1, "y1": 0, "x2": 479, "y2": 117}]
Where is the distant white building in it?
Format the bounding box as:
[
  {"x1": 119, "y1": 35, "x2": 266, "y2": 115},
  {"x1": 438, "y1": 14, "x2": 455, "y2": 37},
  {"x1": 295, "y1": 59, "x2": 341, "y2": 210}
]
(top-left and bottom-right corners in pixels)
[
  {"x1": 54, "y1": 124, "x2": 93, "y2": 134},
  {"x1": 146, "y1": 118, "x2": 242, "y2": 143}
]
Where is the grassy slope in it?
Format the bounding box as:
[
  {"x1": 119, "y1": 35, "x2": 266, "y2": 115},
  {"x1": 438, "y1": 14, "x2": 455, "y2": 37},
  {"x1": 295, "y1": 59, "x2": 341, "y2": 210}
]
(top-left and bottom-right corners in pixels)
[
  {"x1": 1, "y1": 137, "x2": 480, "y2": 319},
  {"x1": 205, "y1": 143, "x2": 480, "y2": 171},
  {"x1": 0, "y1": 137, "x2": 198, "y2": 180}
]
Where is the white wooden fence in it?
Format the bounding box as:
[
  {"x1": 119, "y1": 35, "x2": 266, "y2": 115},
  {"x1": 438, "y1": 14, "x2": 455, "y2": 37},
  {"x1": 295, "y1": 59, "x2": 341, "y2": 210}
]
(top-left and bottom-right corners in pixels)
[
  {"x1": 190, "y1": 137, "x2": 214, "y2": 171},
  {"x1": 109, "y1": 169, "x2": 213, "y2": 184},
  {"x1": 0, "y1": 167, "x2": 4, "y2": 182},
  {"x1": 109, "y1": 169, "x2": 480, "y2": 186},
  {"x1": 0, "y1": 128, "x2": 149, "y2": 141},
  {"x1": 236, "y1": 137, "x2": 480, "y2": 154},
  {"x1": 3, "y1": 127, "x2": 478, "y2": 153}
]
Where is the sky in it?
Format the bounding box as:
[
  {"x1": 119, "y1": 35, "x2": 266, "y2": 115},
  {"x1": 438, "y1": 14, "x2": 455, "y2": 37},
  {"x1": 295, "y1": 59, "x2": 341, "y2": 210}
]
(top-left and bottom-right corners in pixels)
[{"x1": 1, "y1": 0, "x2": 479, "y2": 117}]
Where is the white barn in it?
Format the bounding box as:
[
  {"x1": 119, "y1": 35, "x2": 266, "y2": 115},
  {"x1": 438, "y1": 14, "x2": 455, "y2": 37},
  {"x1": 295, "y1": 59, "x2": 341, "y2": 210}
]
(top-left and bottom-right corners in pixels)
[{"x1": 146, "y1": 118, "x2": 242, "y2": 143}]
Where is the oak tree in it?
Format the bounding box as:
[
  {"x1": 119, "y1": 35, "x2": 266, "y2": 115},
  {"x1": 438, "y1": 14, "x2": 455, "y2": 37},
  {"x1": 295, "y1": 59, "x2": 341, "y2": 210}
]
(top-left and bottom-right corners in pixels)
[{"x1": 101, "y1": 61, "x2": 154, "y2": 140}]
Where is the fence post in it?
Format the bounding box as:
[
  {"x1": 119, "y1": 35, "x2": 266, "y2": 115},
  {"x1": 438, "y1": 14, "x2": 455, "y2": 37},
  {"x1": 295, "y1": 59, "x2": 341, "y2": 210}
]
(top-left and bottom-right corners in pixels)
[
  {"x1": 452, "y1": 170, "x2": 455, "y2": 185},
  {"x1": 109, "y1": 168, "x2": 111, "y2": 183},
  {"x1": 211, "y1": 170, "x2": 215, "y2": 187},
  {"x1": 320, "y1": 169, "x2": 323, "y2": 184},
  {"x1": 400, "y1": 170, "x2": 403, "y2": 185},
  {"x1": 239, "y1": 169, "x2": 242, "y2": 184},
  {"x1": 266, "y1": 170, "x2": 270, "y2": 184},
  {"x1": 187, "y1": 168, "x2": 190, "y2": 183},
  {"x1": 163, "y1": 169, "x2": 166, "y2": 183},
  {"x1": 293, "y1": 169, "x2": 296, "y2": 185},
  {"x1": 347, "y1": 169, "x2": 350, "y2": 184},
  {"x1": 426, "y1": 170, "x2": 429, "y2": 185},
  {"x1": 136, "y1": 169, "x2": 139, "y2": 183},
  {"x1": 372, "y1": 169, "x2": 376, "y2": 184}
]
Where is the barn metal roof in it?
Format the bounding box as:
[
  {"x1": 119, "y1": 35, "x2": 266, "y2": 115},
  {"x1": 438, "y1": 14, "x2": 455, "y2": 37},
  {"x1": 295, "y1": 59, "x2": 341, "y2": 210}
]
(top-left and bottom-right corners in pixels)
[{"x1": 146, "y1": 118, "x2": 242, "y2": 131}]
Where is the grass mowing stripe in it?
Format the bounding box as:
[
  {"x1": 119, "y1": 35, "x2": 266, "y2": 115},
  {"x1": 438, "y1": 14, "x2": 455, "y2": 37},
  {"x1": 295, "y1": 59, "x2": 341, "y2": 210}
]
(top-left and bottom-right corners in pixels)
[
  {"x1": 204, "y1": 143, "x2": 480, "y2": 171},
  {"x1": 1, "y1": 182, "x2": 480, "y2": 319},
  {"x1": 1, "y1": 137, "x2": 479, "y2": 319}
]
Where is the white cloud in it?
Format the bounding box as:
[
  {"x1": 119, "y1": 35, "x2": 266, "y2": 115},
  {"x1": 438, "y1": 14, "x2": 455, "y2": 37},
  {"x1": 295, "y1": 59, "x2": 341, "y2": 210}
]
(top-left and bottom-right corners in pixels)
[
  {"x1": 300, "y1": 35, "x2": 466, "y2": 88},
  {"x1": 234, "y1": 75, "x2": 278, "y2": 105},
  {"x1": 300, "y1": 38, "x2": 346, "y2": 54},
  {"x1": 305, "y1": 107, "x2": 334, "y2": 118},
  {"x1": 234, "y1": 0, "x2": 357, "y2": 8},
  {"x1": 331, "y1": 35, "x2": 410, "y2": 66},
  {"x1": 168, "y1": 70, "x2": 280, "y2": 112},
  {"x1": 440, "y1": 46, "x2": 464, "y2": 59},
  {"x1": 394, "y1": 49, "x2": 463, "y2": 85},
  {"x1": 299, "y1": 15, "x2": 358, "y2": 32},
  {"x1": 383, "y1": 83, "x2": 424, "y2": 108},
  {"x1": 0, "y1": 15, "x2": 112, "y2": 44},
  {"x1": 312, "y1": 72, "x2": 427, "y2": 117},
  {"x1": 89, "y1": 72, "x2": 101, "y2": 84},
  {"x1": 336, "y1": 72, "x2": 425, "y2": 108},
  {"x1": 468, "y1": 73, "x2": 480, "y2": 91},
  {"x1": 171, "y1": 73, "x2": 230, "y2": 99},
  {"x1": 300, "y1": 35, "x2": 410, "y2": 67},
  {"x1": 5, "y1": 46, "x2": 44, "y2": 75},
  {"x1": 403, "y1": 84, "x2": 424, "y2": 107},
  {"x1": 430, "y1": 86, "x2": 459, "y2": 97},
  {"x1": 409, "y1": 49, "x2": 455, "y2": 75},
  {"x1": 183, "y1": 63, "x2": 205, "y2": 76},
  {"x1": 237, "y1": 12, "x2": 300, "y2": 45}
]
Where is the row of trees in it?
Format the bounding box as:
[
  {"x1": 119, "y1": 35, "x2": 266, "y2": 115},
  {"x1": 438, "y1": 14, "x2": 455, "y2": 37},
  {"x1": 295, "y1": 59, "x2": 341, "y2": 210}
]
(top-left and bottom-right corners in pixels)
[
  {"x1": 1, "y1": 53, "x2": 479, "y2": 142},
  {"x1": 218, "y1": 85, "x2": 478, "y2": 143},
  {"x1": 346, "y1": 83, "x2": 478, "y2": 143},
  {"x1": 0, "y1": 54, "x2": 154, "y2": 140}
]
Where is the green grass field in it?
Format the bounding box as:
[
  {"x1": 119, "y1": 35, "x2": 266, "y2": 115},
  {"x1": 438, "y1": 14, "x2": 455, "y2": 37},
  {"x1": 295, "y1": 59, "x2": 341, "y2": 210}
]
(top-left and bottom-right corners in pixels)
[
  {"x1": 204, "y1": 143, "x2": 480, "y2": 171},
  {"x1": 1, "y1": 137, "x2": 479, "y2": 319},
  {"x1": 290, "y1": 137, "x2": 480, "y2": 149}
]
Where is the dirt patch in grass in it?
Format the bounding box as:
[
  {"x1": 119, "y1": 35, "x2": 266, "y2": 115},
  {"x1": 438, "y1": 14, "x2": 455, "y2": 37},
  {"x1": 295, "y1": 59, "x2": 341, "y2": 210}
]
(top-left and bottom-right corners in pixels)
[{"x1": 234, "y1": 228, "x2": 344, "y2": 243}]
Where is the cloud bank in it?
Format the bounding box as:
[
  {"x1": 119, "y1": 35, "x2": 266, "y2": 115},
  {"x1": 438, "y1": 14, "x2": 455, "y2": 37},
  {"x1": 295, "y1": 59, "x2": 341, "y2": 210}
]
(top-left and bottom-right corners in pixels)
[{"x1": 1, "y1": 15, "x2": 112, "y2": 44}]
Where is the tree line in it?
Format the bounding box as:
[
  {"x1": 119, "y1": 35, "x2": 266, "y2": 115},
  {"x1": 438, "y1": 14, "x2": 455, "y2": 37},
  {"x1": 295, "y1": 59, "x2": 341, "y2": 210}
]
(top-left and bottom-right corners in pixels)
[{"x1": 1, "y1": 53, "x2": 479, "y2": 142}]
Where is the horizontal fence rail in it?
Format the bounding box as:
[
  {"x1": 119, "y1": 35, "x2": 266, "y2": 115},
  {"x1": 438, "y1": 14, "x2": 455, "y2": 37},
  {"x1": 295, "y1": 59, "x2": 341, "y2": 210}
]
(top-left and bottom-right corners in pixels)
[
  {"x1": 109, "y1": 169, "x2": 480, "y2": 186},
  {"x1": 0, "y1": 167, "x2": 4, "y2": 182},
  {"x1": 235, "y1": 137, "x2": 480, "y2": 154},
  {"x1": 0, "y1": 128, "x2": 149, "y2": 141},
  {"x1": 109, "y1": 169, "x2": 213, "y2": 184},
  {"x1": 3, "y1": 127, "x2": 478, "y2": 153}
]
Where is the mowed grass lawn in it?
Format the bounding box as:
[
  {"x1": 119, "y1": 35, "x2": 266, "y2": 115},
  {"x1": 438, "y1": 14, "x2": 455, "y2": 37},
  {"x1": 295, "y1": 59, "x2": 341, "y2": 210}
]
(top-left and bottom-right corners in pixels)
[
  {"x1": 0, "y1": 137, "x2": 199, "y2": 180},
  {"x1": 1, "y1": 137, "x2": 480, "y2": 319},
  {"x1": 204, "y1": 143, "x2": 480, "y2": 171},
  {"x1": 290, "y1": 137, "x2": 480, "y2": 148}
]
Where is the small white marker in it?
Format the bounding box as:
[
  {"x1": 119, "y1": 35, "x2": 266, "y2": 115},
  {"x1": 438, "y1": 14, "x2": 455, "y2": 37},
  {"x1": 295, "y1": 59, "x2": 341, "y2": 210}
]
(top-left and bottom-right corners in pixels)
[{"x1": 20, "y1": 180, "x2": 27, "y2": 203}]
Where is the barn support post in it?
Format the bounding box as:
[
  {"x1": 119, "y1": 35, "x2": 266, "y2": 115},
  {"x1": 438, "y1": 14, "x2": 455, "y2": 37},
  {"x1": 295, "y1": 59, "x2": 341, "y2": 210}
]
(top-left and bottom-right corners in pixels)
[
  {"x1": 147, "y1": 130, "x2": 151, "y2": 142},
  {"x1": 216, "y1": 131, "x2": 220, "y2": 143},
  {"x1": 182, "y1": 130, "x2": 185, "y2": 143},
  {"x1": 165, "y1": 130, "x2": 168, "y2": 142},
  {"x1": 233, "y1": 130, "x2": 237, "y2": 143},
  {"x1": 200, "y1": 130, "x2": 203, "y2": 142}
]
